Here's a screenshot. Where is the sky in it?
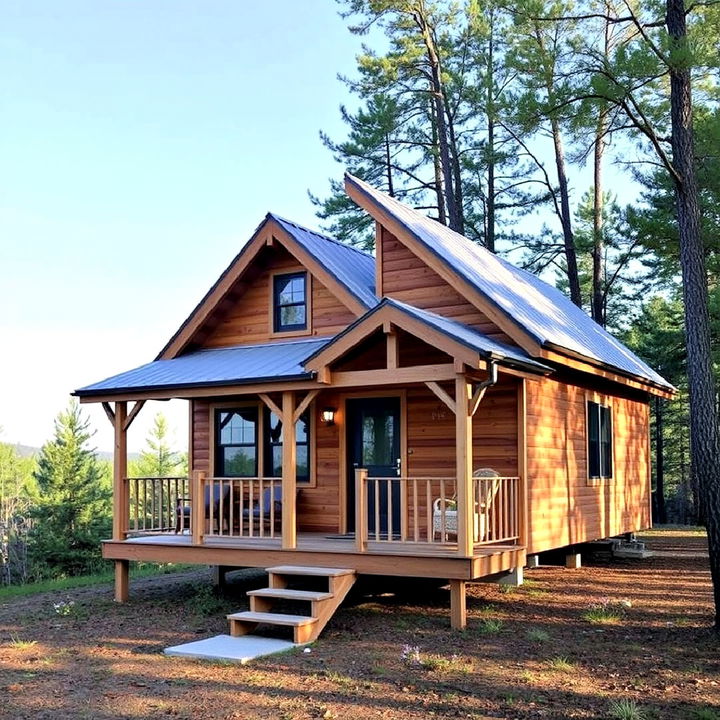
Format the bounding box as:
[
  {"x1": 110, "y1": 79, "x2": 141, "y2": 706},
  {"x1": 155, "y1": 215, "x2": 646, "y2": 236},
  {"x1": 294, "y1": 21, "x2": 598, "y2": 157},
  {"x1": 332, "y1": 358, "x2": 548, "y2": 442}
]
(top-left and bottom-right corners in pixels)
[{"x1": 0, "y1": 1, "x2": 362, "y2": 452}]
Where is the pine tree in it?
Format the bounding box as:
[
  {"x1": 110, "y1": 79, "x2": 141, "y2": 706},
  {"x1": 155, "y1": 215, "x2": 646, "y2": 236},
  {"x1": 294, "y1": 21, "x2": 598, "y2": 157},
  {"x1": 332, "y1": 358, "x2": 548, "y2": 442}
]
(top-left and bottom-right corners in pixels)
[
  {"x1": 28, "y1": 402, "x2": 111, "y2": 579},
  {"x1": 130, "y1": 413, "x2": 186, "y2": 478}
]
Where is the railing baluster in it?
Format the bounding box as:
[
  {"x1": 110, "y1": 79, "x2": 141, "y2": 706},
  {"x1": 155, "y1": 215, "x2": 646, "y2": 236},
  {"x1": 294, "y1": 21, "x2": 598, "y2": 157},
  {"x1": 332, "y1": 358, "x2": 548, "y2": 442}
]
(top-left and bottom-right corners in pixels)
[
  {"x1": 374, "y1": 479, "x2": 380, "y2": 542},
  {"x1": 387, "y1": 479, "x2": 393, "y2": 542},
  {"x1": 440, "y1": 478, "x2": 446, "y2": 543},
  {"x1": 259, "y1": 477, "x2": 264, "y2": 539},
  {"x1": 413, "y1": 479, "x2": 419, "y2": 543},
  {"x1": 426, "y1": 480, "x2": 432, "y2": 543}
]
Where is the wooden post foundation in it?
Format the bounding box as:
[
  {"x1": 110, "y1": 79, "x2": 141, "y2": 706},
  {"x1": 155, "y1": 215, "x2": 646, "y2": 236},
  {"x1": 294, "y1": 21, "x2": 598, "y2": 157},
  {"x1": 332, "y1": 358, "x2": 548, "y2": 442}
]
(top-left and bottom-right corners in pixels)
[
  {"x1": 114, "y1": 559, "x2": 129, "y2": 603},
  {"x1": 565, "y1": 552, "x2": 582, "y2": 569},
  {"x1": 449, "y1": 579, "x2": 467, "y2": 629}
]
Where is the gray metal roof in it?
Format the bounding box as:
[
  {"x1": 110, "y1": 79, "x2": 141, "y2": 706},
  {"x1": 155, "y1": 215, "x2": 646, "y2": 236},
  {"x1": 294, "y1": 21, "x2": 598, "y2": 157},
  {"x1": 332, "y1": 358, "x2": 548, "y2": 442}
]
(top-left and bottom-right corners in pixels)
[
  {"x1": 303, "y1": 297, "x2": 552, "y2": 374},
  {"x1": 75, "y1": 337, "x2": 331, "y2": 397},
  {"x1": 271, "y1": 214, "x2": 377, "y2": 309},
  {"x1": 347, "y1": 174, "x2": 673, "y2": 390}
]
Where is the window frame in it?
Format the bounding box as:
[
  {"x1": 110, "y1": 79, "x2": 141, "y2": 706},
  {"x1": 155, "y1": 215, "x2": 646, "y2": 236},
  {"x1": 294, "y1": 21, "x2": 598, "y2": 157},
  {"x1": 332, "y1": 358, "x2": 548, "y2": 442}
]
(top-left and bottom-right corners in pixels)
[
  {"x1": 585, "y1": 392, "x2": 614, "y2": 484},
  {"x1": 213, "y1": 405, "x2": 259, "y2": 478},
  {"x1": 271, "y1": 270, "x2": 311, "y2": 335},
  {"x1": 263, "y1": 407, "x2": 312, "y2": 484}
]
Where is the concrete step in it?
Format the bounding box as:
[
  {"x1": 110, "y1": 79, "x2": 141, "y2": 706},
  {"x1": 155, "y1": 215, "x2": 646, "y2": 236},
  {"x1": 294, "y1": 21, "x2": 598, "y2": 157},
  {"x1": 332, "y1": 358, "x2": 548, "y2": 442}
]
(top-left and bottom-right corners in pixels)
[
  {"x1": 266, "y1": 565, "x2": 355, "y2": 577},
  {"x1": 247, "y1": 588, "x2": 333, "y2": 602}
]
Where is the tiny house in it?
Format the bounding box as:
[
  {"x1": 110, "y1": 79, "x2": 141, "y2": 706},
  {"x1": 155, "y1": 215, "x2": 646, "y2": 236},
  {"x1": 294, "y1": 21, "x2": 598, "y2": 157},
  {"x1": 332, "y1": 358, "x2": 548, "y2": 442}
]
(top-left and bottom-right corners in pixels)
[{"x1": 75, "y1": 175, "x2": 673, "y2": 637}]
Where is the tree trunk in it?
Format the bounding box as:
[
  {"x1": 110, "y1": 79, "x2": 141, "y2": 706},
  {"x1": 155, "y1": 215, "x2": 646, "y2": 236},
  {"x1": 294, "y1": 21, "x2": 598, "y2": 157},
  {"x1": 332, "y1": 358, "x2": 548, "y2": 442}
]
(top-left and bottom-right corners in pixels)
[
  {"x1": 655, "y1": 397, "x2": 667, "y2": 524},
  {"x1": 430, "y1": 106, "x2": 447, "y2": 224},
  {"x1": 550, "y1": 116, "x2": 582, "y2": 307},
  {"x1": 385, "y1": 133, "x2": 394, "y2": 197},
  {"x1": 667, "y1": 0, "x2": 720, "y2": 628},
  {"x1": 486, "y1": 28, "x2": 496, "y2": 253}
]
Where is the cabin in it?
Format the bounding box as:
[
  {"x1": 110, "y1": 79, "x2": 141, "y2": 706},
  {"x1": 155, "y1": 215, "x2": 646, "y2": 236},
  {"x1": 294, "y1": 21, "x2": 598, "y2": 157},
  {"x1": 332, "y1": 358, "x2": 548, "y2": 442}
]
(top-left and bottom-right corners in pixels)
[{"x1": 74, "y1": 175, "x2": 674, "y2": 639}]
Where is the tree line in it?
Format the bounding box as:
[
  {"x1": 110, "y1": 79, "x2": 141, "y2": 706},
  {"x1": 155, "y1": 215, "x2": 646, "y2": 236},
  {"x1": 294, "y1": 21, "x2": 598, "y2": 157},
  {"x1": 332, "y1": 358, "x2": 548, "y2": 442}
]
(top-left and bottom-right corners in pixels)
[
  {"x1": 0, "y1": 404, "x2": 186, "y2": 586},
  {"x1": 313, "y1": 0, "x2": 719, "y2": 623}
]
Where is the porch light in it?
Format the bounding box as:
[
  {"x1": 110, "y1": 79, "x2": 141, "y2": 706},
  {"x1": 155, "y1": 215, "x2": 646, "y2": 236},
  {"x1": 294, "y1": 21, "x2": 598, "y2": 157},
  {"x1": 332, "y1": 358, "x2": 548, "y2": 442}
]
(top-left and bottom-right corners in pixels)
[{"x1": 321, "y1": 407, "x2": 336, "y2": 425}]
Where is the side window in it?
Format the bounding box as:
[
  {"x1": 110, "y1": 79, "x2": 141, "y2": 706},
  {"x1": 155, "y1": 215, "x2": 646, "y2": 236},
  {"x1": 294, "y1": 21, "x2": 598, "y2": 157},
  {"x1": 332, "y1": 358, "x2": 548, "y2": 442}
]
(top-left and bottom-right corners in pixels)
[
  {"x1": 273, "y1": 272, "x2": 307, "y2": 333},
  {"x1": 264, "y1": 408, "x2": 311, "y2": 483},
  {"x1": 587, "y1": 400, "x2": 613, "y2": 480},
  {"x1": 215, "y1": 408, "x2": 258, "y2": 477}
]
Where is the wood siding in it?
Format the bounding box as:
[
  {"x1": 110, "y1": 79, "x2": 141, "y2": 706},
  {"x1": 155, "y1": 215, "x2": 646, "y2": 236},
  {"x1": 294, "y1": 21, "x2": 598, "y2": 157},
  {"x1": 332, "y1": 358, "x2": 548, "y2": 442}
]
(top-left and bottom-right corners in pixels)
[
  {"x1": 525, "y1": 375, "x2": 651, "y2": 555},
  {"x1": 200, "y1": 246, "x2": 357, "y2": 348},
  {"x1": 380, "y1": 227, "x2": 516, "y2": 345}
]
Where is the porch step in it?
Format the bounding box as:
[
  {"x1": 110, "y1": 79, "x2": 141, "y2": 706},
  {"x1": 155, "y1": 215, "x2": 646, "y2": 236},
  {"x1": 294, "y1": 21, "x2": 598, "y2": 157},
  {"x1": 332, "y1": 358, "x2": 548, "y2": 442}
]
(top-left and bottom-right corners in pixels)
[
  {"x1": 265, "y1": 565, "x2": 354, "y2": 577},
  {"x1": 247, "y1": 588, "x2": 333, "y2": 602},
  {"x1": 228, "y1": 565, "x2": 356, "y2": 644}
]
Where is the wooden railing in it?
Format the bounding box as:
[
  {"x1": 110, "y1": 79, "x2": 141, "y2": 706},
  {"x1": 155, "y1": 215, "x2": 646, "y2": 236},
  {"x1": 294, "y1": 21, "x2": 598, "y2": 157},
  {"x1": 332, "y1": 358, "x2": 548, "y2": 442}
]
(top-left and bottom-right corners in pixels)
[
  {"x1": 354, "y1": 470, "x2": 521, "y2": 550},
  {"x1": 200, "y1": 476, "x2": 282, "y2": 540},
  {"x1": 127, "y1": 476, "x2": 189, "y2": 534}
]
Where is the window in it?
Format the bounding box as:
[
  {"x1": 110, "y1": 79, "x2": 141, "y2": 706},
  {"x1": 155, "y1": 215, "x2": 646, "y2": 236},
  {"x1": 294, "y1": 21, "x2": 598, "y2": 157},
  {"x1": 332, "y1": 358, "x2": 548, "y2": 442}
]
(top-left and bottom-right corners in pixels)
[
  {"x1": 273, "y1": 272, "x2": 307, "y2": 332},
  {"x1": 215, "y1": 408, "x2": 258, "y2": 477},
  {"x1": 587, "y1": 400, "x2": 613, "y2": 479},
  {"x1": 264, "y1": 408, "x2": 310, "y2": 483}
]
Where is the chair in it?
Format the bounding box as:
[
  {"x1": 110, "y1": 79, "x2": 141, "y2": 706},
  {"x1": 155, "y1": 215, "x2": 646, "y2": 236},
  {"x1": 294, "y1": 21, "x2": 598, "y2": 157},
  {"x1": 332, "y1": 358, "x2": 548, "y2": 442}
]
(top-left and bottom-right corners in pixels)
[
  {"x1": 432, "y1": 468, "x2": 501, "y2": 542},
  {"x1": 175, "y1": 483, "x2": 231, "y2": 534},
  {"x1": 242, "y1": 485, "x2": 283, "y2": 534}
]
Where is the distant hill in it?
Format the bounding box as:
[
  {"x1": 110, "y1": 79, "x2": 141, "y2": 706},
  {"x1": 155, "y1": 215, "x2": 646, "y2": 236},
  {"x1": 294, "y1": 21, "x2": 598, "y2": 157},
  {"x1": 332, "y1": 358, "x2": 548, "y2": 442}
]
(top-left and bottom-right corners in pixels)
[{"x1": 10, "y1": 444, "x2": 139, "y2": 462}]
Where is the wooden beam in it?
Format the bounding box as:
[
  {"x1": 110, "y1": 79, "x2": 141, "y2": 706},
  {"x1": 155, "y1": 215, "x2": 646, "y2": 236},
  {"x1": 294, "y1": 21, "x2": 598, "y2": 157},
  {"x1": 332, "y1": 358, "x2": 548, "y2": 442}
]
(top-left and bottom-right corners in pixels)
[
  {"x1": 102, "y1": 402, "x2": 115, "y2": 425},
  {"x1": 386, "y1": 328, "x2": 398, "y2": 370},
  {"x1": 425, "y1": 381, "x2": 457, "y2": 414},
  {"x1": 333, "y1": 364, "x2": 456, "y2": 388},
  {"x1": 191, "y1": 471, "x2": 205, "y2": 546},
  {"x1": 259, "y1": 393, "x2": 283, "y2": 418},
  {"x1": 293, "y1": 389, "x2": 319, "y2": 424},
  {"x1": 455, "y1": 376, "x2": 473, "y2": 557},
  {"x1": 469, "y1": 385, "x2": 488, "y2": 417},
  {"x1": 281, "y1": 391, "x2": 297, "y2": 549},
  {"x1": 375, "y1": 222, "x2": 383, "y2": 297},
  {"x1": 123, "y1": 400, "x2": 146, "y2": 431},
  {"x1": 517, "y1": 379, "x2": 529, "y2": 550},
  {"x1": 355, "y1": 468, "x2": 368, "y2": 552},
  {"x1": 449, "y1": 579, "x2": 467, "y2": 629},
  {"x1": 112, "y1": 402, "x2": 128, "y2": 542},
  {"x1": 114, "y1": 559, "x2": 129, "y2": 603}
]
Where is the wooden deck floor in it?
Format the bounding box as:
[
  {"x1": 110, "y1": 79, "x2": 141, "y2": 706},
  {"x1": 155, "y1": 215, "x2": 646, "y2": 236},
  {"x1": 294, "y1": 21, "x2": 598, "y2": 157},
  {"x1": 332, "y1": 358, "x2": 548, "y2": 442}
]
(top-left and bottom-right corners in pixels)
[{"x1": 103, "y1": 532, "x2": 525, "y2": 580}]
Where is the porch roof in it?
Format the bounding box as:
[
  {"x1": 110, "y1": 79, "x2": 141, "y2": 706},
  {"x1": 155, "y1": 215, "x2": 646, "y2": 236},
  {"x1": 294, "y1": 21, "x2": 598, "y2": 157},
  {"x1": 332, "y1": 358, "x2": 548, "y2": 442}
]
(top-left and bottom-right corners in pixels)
[{"x1": 74, "y1": 337, "x2": 331, "y2": 398}]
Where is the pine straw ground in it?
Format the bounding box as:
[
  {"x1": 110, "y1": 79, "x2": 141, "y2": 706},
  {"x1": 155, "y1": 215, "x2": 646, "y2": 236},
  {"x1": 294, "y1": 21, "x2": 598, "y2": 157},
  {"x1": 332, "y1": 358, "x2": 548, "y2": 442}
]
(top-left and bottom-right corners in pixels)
[{"x1": 0, "y1": 529, "x2": 717, "y2": 720}]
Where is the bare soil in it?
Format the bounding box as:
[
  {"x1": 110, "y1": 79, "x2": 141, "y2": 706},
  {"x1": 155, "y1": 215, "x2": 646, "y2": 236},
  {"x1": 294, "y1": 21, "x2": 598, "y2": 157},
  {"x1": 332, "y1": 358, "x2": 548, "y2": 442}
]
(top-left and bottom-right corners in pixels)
[{"x1": 1, "y1": 529, "x2": 717, "y2": 720}]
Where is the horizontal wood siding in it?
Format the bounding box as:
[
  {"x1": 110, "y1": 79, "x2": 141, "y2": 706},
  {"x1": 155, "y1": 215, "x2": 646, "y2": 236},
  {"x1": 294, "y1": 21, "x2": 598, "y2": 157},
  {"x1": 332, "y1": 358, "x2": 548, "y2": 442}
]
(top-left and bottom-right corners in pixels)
[
  {"x1": 201, "y1": 246, "x2": 357, "y2": 348},
  {"x1": 380, "y1": 227, "x2": 516, "y2": 345},
  {"x1": 525, "y1": 375, "x2": 650, "y2": 554}
]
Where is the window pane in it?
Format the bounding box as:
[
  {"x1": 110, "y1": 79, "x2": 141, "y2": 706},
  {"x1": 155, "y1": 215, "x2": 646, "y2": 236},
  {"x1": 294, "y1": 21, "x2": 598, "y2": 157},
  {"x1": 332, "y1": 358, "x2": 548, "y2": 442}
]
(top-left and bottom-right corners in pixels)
[
  {"x1": 296, "y1": 416, "x2": 308, "y2": 443},
  {"x1": 362, "y1": 413, "x2": 395, "y2": 466},
  {"x1": 280, "y1": 305, "x2": 305, "y2": 327},
  {"x1": 296, "y1": 445, "x2": 309, "y2": 481},
  {"x1": 271, "y1": 446, "x2": 283, "y2": 477},
  {"x1": 588, "y1": 402, "x2": 600, "y2": 477},
  {"x1": 600, "y1": 406, "x2": 613, "y2": 477},
  {"x1": 268, "y1": 412, "x2": 283, "y2": 443},
  {"x1": 223, "y1": 447, "x2": 256, "y2": 477}
]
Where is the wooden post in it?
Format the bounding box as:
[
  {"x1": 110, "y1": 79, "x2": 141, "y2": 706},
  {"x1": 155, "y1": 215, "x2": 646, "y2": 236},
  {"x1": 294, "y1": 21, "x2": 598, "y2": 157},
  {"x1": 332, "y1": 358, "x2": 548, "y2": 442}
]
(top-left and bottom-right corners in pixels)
[
  {"x1": 112, "y1": 401, "x2": 128, "y2": 541},
  {"x1": 455, "y1": 375, "x2": 473, "y2": 557},
  {"x1": 449, "y1": 579, "x2": 467, "y2": 629},
  {"x1": 355, "y1": 468, "x2": 368, "y2": 552},
  {"x1": 282, "y1": 391, "x2": 297, "y2": 549},
  {"x1": 114, "y1": 559, "x2": 129, "y2": 603},
  {"x1": 517, "y1": 378, "x2": 529, "y2": 548},
  {"x1": 192, "y1": 471, "x2": 205, "y2": 545}
]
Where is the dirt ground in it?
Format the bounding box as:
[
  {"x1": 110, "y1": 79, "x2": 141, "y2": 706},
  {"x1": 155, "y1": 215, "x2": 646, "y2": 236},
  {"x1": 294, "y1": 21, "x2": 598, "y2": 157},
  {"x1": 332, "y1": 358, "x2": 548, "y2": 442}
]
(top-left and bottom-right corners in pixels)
[{"x1": 1, "y1": 529, "x2": 717, "y2": 720}]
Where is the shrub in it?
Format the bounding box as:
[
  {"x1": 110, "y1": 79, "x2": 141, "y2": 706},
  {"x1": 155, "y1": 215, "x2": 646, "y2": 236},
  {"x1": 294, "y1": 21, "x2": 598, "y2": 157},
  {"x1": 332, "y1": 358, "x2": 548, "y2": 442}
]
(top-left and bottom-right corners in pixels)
[{"x1": 607, "y1": 698, "x2": 647, "y2": 720}]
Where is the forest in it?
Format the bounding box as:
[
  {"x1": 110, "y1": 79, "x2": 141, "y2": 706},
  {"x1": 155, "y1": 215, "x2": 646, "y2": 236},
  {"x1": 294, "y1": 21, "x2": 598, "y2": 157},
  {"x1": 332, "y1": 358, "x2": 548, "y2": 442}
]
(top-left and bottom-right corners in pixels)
[
  {"x1": 311, "y1": 0, "x2": 719, "y2": 532},
  {"x1": 0, "y1": 405, "x2": 187, "y2": 586}
]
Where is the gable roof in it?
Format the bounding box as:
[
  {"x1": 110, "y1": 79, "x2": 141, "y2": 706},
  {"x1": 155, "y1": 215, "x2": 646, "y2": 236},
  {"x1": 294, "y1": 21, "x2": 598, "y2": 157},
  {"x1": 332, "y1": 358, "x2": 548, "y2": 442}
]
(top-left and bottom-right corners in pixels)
[
  {"x1": 75, "y1": 337, "x2": 330, "y2": 398},
  {"x1": 304, "y1": 297, "x2": 552, "y2": 376},
  {"x1": 157, "y1": 213, "x2": 377, "y2": 360},
  {"x1": 345, "y1": 174, "x2": 674, "y2": 392}
]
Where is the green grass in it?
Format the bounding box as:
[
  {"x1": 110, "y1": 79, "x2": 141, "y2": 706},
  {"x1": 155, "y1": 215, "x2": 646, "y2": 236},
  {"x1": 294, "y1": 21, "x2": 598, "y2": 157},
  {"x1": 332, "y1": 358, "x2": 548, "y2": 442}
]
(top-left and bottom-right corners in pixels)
[
  {"x1": 607, "y1": 699, "x2": 647, "y2": 720},
  {"x1": 691, "y1": 709, "x2": 720, "y2": 720},
  {"x1": 547, "y1": 655, "x2": 575, "y2": 673},
  {"x1": 583, "y1": 607, "x2": 623, "y2": 625},
  {"x1": 527, "y1": 628, "x2": 551, "y2": 643},
  {"x1": 9, "y1": 634, "x2": 38, "y2": 649},
  {"x1": 475, "y1": 618, "x2": 504, "y2": 635},
  {"x1": 0, "y1": 563, "x2": 193, "y2": 601}
]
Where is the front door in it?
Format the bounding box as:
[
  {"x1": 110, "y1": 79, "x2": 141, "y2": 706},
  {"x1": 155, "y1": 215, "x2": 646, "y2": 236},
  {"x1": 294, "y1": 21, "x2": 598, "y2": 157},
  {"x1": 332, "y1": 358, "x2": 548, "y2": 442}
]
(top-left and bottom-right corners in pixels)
[{"x1": 346, "y1": 397, "x2": 401, "y2": 536}]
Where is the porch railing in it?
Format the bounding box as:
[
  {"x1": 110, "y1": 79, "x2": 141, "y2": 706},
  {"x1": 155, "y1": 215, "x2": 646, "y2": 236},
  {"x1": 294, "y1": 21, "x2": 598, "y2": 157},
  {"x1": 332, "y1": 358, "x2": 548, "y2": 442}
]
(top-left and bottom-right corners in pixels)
[
  {"x1": 127, "y1": 476, "x2": 190, "y2": 534},
  {"x1": 355, "y1": 470, "x2": 521, "y2": 550}
]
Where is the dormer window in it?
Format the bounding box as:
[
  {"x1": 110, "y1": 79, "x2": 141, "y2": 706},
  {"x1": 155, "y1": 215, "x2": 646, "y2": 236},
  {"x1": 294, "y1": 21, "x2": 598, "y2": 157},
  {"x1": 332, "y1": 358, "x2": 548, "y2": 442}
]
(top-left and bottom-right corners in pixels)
[{"x1": 273, "y1": 271, "x2": 307, "y2": 333}]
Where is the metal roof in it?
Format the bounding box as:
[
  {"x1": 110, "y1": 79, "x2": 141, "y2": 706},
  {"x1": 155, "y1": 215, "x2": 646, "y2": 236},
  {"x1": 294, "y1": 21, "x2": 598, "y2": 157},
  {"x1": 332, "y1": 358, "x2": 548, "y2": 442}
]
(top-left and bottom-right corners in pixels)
[
  {"x1": 271, "y1": 214, "x2": 377, "y2": 309},
  {"x1": 346, "y1": 174, "x2": 673, "y2": 390},
  {"x1": 303, "y1": 297, "x2": 552, "y2": 374},
  {"x1": 75, "y1": 337, "x2": 331, "y2": 397}
]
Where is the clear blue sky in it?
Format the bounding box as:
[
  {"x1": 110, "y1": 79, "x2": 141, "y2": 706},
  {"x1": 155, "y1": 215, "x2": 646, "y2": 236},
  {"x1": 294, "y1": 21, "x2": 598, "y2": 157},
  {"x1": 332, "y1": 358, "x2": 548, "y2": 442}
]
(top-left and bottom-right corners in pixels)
[{"x1": 0, "y1": 1, "x2": 361, "y2": 452}]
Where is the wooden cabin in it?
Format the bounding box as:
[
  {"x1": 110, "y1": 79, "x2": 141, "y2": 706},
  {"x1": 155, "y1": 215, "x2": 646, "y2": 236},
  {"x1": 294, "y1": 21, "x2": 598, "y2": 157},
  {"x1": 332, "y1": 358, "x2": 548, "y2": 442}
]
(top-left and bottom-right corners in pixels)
[{"x1": 75, "y1": 175, "x2": 674, "y2": 636}]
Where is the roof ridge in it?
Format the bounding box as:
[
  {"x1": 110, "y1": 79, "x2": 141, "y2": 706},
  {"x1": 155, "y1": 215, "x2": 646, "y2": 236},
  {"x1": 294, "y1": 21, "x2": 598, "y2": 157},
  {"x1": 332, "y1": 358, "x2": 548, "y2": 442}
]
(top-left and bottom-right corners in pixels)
[{"x1": 269, "y1": 212, "x2": 374, "y2": 260}]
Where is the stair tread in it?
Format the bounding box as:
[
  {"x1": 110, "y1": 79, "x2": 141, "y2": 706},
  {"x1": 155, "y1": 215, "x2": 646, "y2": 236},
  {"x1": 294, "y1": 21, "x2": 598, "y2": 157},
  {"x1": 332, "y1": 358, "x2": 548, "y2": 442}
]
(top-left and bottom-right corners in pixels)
[
  {"x1": 266, "y1": 565, "x2": 355, "y2": 577},
  {"x1": 227, "y1": 611, "x2": 317, "y2": 627},
  {"x1": 248, "y1": 588, "x2": 333, "y2": 601}
]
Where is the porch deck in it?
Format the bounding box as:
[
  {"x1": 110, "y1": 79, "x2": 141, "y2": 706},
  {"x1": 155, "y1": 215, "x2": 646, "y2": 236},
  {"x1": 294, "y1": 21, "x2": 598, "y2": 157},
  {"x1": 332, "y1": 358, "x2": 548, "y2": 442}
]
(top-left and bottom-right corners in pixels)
[{"x1": 103, "y1": 532, "x2": 526, "y2": 581}]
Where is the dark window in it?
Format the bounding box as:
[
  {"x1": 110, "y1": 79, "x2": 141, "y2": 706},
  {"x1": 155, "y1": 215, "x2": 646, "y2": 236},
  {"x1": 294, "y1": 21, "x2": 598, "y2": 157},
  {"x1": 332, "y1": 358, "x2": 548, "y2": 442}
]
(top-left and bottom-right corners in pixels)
[
  {"x1": 587, "y1": 401, "x2": 613, "y2": 479},
  {"x1": 215, "y1": 408, "x2": 258, "y2": 477},
  {"x1": 264, "y1": 408, "x2": 310, "y2": 483},
  {"x1": 273, "y1": 272, "x2": 307, "y2": 332}
]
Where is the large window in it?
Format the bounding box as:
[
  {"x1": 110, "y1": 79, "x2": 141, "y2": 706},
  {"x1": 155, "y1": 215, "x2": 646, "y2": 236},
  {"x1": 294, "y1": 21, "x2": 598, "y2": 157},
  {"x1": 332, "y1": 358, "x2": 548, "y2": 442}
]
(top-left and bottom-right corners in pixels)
[
  {"x1": 215, "y1": 408, "x2": 258, "y2": 477},
  {"x1": 214, "y1": 404, "x2": 311, "y2": 482},
  {"x1": 264, "y1": 409, "x2": 310, "y2": 483},
  {"x1": 587, "y1": 400, "x2": 613, "y2": 480},
  {"x1": 273, "y1": 272, "x2": 307, "y2": 333}
]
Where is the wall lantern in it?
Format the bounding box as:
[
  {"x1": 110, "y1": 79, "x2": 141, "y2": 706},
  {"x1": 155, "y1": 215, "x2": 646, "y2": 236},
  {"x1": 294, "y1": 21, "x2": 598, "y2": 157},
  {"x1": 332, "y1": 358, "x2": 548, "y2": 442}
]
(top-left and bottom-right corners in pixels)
[{"x1": 321, "y1": 407, "x2": 336, "y2": 426}]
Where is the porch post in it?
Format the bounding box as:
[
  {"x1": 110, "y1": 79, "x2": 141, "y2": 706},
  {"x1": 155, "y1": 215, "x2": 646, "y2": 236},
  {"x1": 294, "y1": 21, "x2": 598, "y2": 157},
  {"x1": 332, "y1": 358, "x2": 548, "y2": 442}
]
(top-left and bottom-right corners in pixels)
[
  {"x1": 112, "y1": 401, "x2": 129, "y2": 602},
  {"x1": 449, "y1": 579, "x2": 467, "y2": 629},
  {"x1": 455, "y1": 374, "x2": 474, "y2": 557},
  {"x1": 282, "y1": 391, "x2": 297, "y2": 549}
]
